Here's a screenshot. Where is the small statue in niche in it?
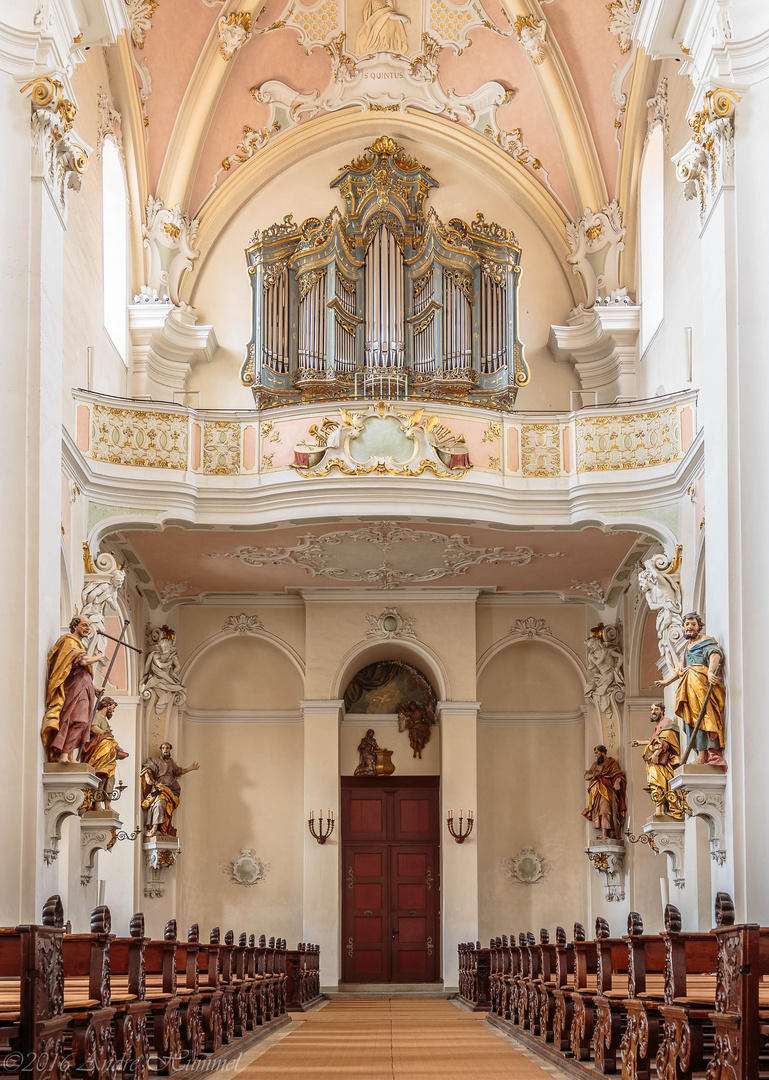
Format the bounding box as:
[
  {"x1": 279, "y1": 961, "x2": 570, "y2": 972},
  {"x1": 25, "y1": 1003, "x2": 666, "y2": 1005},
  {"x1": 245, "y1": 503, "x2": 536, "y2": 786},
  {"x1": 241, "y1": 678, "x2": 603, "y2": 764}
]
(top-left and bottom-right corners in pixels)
[
  {"x1": 398, "y1": 700, "x2": 436, "y2": 758},
  {"x1": 582, "y1": 745, "x2": 627, "y2": 840},
  {"x1": 354, "y1": 729, "x2": 379, "y2": 776},
  {"x1": 654, "y1": 612, "x2": 727, "y2": 770},
  {"x1": 141, "y1": 742, "x2": 200, "y2": 837},
  {"x1": 631, "y1": 702, "x2": 684, "y2": 819}
]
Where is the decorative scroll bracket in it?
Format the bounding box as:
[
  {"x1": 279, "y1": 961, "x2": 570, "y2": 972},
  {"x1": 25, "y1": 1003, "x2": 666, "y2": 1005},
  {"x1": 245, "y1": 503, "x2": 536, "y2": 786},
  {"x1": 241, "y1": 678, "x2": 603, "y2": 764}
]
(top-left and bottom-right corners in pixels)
[
  {"x1": 80, "y1": 809, "x2": 122, "y2": 886},
  {"x1": 670, "y1": 766, "x2": 727, "y2": 865},
  {"x1": 643, "y1": 818, "x2": 686, "y2": 888},
  {"x1": 42, "y1": 763, "x2": 99, "y2": 864},
  {"x1": 548, "y1": 302, "x2": 640, "y2": 404},
  {"x1": 143, "y1": 836, "x2": 182, "y2": 898},
  {"x1": 586, "y1": 838, "x2": 626, "y2": 902}
]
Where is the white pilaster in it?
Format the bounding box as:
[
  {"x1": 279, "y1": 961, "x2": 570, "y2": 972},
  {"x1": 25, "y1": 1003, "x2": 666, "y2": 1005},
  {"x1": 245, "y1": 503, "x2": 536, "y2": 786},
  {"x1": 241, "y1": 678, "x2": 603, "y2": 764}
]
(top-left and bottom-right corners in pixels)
[
  {"x1": 438, "y1": 701, "x2": 480, "y2": 989},
  {"x1": 301, "y1": 699, "x2": 343, "y2": 987}
]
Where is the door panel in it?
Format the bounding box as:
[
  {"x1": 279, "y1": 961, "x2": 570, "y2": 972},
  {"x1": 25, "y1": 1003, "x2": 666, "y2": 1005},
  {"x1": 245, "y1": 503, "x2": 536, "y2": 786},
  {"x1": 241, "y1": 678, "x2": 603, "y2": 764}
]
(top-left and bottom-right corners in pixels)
[
  {"x1": 344, "y1": 843, "x2": 389, "y2": 982},
  {"x1": 342, "y1": 782, "x2": 439, "y2": 983},
  {"x1": 390, "y1": 843, "x2": 437, "y2": 982}
]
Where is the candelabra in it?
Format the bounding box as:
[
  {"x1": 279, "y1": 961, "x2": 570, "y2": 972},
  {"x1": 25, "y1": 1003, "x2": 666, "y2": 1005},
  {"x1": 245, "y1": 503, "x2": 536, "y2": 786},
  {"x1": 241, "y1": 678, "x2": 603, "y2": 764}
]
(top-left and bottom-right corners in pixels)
[
  {"x1": 308, "y1": 809, "x2": 335, "y2": 845},
  {"x1": 115, "y1": 824, "x2": 142, "y2": 842},
  {"x1": 625, "y1": 828, "x2": 658, "y2": 854},
  {"x1": 447, "y1": 809, "x2": 474, "y2": 843}
]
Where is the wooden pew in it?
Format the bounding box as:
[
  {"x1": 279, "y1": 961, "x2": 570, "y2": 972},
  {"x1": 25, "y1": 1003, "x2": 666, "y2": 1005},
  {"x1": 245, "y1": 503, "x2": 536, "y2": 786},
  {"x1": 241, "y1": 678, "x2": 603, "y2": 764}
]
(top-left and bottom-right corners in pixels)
[
  {"x1": 109, "y1": 913, "x2": 153, "y2": 1080},
  {"x1": 592, "y1": 916, "x2": 632, "y2": 1073},
  {"x1": 524, "y1": 932, "x2": 542, "y2": 1035},
  {"x1": 0, "y1": 895, "x2": 71, "y2": 1080},
  {"x1": 488, "y1": 937, "x2": 504, "y2": 1017},
  {"x1": 194, "y1": 927, "x2": 225, "y2": 1054},
  {"x1": 552, "y1": 924, "x2": 576, "y2": 1053},
  {"x1": 61, "y1": 905, "x2": 117, "y2": 1080},
  {"x1": 511, "y1": 934, "x2": 529, "y2": 1027},
  {"x1": 220, "y1": 932, "x2": 245, "y2": 1041},
  {"x1": 534, "y1": 929, "x2": 559, "y2": 1043},
  {"x1": 286, "y1": 944, "x2": 322, "y2": 1012},
  {"x1": 568, "y1": 918, "x2": 601, "y2": 1062},
  {"x1": 655, "y1": 903, "x2": 719, "y2": 1080},
  {"x1": 619, "y1": 911, "x2": 667, "y2": 1080}
]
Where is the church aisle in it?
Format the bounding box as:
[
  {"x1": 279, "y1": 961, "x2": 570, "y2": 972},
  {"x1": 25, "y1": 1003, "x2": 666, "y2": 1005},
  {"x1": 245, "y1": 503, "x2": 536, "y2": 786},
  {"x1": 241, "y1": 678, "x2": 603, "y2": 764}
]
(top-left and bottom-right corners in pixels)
[{"x1": 232, "y1": 999, "x2": 566, "y2": 1079}]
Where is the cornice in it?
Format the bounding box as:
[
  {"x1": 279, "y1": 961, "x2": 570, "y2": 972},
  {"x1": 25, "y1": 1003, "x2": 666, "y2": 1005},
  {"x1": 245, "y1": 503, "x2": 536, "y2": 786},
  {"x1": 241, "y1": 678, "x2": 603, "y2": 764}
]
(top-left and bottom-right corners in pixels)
[
  {"x1": 478, "y1": 708, "x2": 585, "y2": 725},
  {"x1": 184, "y1": 708, "x2": 303, "y2": 723},
  {"x1": 297, "y1": 588, "x2": 484, "y2": 603}
]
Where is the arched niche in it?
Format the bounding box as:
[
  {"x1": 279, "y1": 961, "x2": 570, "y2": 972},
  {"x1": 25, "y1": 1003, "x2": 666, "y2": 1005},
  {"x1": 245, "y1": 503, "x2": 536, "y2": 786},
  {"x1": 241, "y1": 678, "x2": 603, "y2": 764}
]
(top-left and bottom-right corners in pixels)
[
  {"x1": 337, "y1": 647, "x2": 444, "y2": 777},
  {"x1": 185, "y1": 635, "x2": 304, "y2": 711},
  {"x1": 477, "y1": 637, "x2": 585, "y2": 713}
]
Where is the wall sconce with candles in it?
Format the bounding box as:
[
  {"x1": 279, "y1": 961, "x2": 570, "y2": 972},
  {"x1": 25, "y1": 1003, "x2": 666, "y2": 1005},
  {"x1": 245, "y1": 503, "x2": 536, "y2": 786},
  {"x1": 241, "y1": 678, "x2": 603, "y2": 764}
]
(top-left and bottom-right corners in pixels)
[
  {"x1": 308, "y1": 809, "x2": 335, "y2": 845},
  {"x1": 447, "y1": 809, "x2": 474, "y2": 843}
]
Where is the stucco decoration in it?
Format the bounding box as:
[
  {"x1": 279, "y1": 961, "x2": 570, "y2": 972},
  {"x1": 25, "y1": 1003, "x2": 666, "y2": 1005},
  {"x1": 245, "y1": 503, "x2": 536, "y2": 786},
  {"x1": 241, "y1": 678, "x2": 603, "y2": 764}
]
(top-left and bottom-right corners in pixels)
[
  {"x1": 290, "y1": 403, "x2": 472, "y2": 478},
  {"x1": 673, "y1": 88, "x2": 740, "y2": 224},
  {"x1": 502, "y1": 846, "x2": 552, "y2": 885},
  {"x1": 22, "y1": 76, "x2": 91, "y2": 220},
  {"x1": 585, "y1": 623, "x2": 625, "y2": 749},
  {"x1": 219, "y1": 848, "x2": 270, "y2": 887},
  {"x1": 365, "y1": 608, "x2": 417, "y2": 639},
  {"x1": 204, "y1": 522, "x2": 566, "y2": 589},
  {"x1": 566, "y1": 201, "x2": 626, "y2": 307},
  {"x1": 141, "y1": 625, "x2": 186, "y2": 747},
  {"x1": 637, "y1": 552, "x2": 684, "y2": 675},
  {"x1": 141, "y1": 196, "x2": 200, "y2": 306},
  {"x1": 222, "y1": 613, "x2": 265, "y2": 634},
  {"x1": 218, "y1": 12, "x2": 252, "y2": 61},
  {"x1": 244, "y1": 0, "x2": 515, "y2": 135},
  {"x1": 646, "y1": 76, "x2": 669, "y2": 150},
  {"x1": 508, "y1": 617, "x2": 552, "y2": 639},
  {"x1": 95, "y1": 88, "x2": 122, "y2": 161},
  {"x1": 81, "y1": 549, "x2": 126, "y2": 659}
]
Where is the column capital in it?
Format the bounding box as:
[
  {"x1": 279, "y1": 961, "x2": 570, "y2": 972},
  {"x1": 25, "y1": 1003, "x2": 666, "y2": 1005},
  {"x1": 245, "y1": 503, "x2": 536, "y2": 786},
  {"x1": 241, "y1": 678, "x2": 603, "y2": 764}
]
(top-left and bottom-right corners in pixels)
[
  {"x1": 436, "y1": 701, "x2": 482, "y2": 718},
  {"x1": 672, "y1": 86, "x2": 741, "y2": 230},
  {"x1": 300, "y1": 699, "x2": 345, "y2": 719}
]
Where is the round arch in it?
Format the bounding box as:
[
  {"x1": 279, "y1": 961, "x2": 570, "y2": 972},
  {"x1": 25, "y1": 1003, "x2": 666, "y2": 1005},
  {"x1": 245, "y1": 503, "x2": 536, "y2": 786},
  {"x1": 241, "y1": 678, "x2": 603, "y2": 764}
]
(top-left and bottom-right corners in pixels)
[
  {"x1": 180, "y1": 627, "x2": 306, "y2": 685},
  {"x1": 476, "y1": 631, "x2": 588, "y2": 688},
  {"x1": 332, "y1": 637, "x2": 450, "y2": 707}
]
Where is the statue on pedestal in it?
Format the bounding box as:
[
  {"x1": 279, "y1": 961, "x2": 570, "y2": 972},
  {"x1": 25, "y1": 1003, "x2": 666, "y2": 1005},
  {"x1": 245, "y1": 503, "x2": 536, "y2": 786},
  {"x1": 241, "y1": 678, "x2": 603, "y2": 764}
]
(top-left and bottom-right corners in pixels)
[
  {"x1": 655, "y1": 612, "x2": 727, "y2": 769},
  {"x1": 41, "y1": 615, "x2": 105, "y2": 762},
  {"x1": 141, "y1": 742, "x2": 199, "y2": 836},
  {"x1": 631, "y1": 702, "x2": 684, "y2": 818},
  {"x1": 82, "y1": 697, "x2": 129, "y2": 810},
  {"x1": 354, "y1": 729, "x2": 379, "y2": 776},
  {"x1": 582, "y1": 745, "x2": 627, "y2": 839}
]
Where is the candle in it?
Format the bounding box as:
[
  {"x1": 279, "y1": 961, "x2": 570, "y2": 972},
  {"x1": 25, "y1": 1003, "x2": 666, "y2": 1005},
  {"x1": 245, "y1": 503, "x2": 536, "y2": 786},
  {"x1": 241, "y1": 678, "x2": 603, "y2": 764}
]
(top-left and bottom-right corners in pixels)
[{"x1": 310, "y1": 810, "x2": 314, "y2": 821}]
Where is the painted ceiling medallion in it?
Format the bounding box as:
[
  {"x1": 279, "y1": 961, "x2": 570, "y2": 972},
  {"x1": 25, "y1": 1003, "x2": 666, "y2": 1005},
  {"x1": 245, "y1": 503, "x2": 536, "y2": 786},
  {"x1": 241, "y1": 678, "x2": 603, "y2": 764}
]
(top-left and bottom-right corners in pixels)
[
  {"x1": 204, "y1": 522, "x2": 566, "y2": 589},
  {"x1": 291, "y1": 403, "x2": 471, "y2": 478}
]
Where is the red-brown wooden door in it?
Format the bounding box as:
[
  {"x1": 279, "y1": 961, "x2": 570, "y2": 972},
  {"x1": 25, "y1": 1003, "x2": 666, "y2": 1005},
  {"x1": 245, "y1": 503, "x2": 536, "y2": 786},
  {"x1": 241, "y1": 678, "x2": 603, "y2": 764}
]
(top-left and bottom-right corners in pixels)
[{"x1": 342, "y1": 779, "x2": 439, "y2": 983}]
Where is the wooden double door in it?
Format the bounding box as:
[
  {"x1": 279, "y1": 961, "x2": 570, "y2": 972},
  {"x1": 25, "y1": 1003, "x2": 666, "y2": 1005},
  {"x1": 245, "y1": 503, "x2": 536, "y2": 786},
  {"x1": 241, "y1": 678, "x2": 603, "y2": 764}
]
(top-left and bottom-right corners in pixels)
[{"x1": 342, "y1": 778, "x2": 440, "y2": 983}]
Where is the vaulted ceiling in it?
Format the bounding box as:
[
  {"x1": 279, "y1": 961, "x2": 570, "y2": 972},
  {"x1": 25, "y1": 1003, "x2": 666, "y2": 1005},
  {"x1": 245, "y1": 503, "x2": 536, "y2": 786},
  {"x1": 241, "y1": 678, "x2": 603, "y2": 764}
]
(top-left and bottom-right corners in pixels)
[{"x1": 116, "y1": 0, "x2": 654, "y2": 271}]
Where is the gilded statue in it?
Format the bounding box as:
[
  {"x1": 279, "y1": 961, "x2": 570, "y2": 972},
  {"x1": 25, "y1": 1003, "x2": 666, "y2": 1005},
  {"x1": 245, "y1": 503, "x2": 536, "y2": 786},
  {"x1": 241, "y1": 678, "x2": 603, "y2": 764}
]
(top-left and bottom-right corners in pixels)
[
  {"x1": 655, "y1": 612, "x2": 727, "y2": 769},
  {"x1": 82, "y1": 696, "x2": 129, "y2": 810},
  {"x1": 354, "y1": 729, "x2": 379, "y2": 776},
  {"x1": 631, "y1": 702, "x2": 684, "y2": 819},
  {"x1": 41, "y1": 615, "x2": 106, "y2": 762},
  {"x1": 582, "y1": 745, "x2": 627, "y2": 840},
  {"x1": 141, "y1": 742, "x2": 199, "y2": 837}
]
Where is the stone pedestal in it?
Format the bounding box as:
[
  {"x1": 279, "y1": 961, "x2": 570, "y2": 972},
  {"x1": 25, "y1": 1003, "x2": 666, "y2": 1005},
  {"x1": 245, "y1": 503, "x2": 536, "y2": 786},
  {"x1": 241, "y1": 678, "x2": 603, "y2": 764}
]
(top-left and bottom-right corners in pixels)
[
  {"x1": 143, "y1": 836, "x2": 182, "y2": 899},
  {"x1": 80, "y1": 809, "x2": 123, "y2": 886},
  {"x1": 42, "y1": 763, "x2": 99, "y2": 865},
  {"x1": 643, "y1": 818, "x2": 686, "y2": 889},
  {"x1": 586, "y1": 839, "x2": 626, "y2": 902},
  {"x1": 671, "y1": 766, "x2": 727, "y2": 865}
]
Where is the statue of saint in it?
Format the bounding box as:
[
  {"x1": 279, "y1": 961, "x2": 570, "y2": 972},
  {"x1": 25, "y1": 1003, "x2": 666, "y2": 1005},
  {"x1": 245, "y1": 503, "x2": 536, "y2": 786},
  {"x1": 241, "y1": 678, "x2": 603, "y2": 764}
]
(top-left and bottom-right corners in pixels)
[
  {"x1": 82, "y1": 697, "x2": 129, "y2": 810},
  {"x1": 355, "y1": 0, "x2": 410, "y2": 55},
  {"x1": 397, "y1": 700, "x2": 436, "y2": 758},
  {"x1": 655, "y1": 612, "x2": 727, "y2": 769},
  {"x1": 631, "y1": 702, "x2": 684, "y2": 819},
  {"x1": 582, "y1": 745, "x2": 627, "y2": 840},
  {"x1": 141, "y1": 742, "x2": 199, "y2": 837},
  {"x1": 354, "y1": 729, "x2": 379, "y2": 776},
  {"x1": 41, "y1": 615, "x2": 105, "y2": 762}
]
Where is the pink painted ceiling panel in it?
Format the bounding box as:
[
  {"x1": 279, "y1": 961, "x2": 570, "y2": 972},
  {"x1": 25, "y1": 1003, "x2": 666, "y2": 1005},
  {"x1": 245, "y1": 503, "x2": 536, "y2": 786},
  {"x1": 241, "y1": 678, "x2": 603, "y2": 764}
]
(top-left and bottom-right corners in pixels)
[{"x1": 122, "y1": 522, "x2": 642, "y2": 597}]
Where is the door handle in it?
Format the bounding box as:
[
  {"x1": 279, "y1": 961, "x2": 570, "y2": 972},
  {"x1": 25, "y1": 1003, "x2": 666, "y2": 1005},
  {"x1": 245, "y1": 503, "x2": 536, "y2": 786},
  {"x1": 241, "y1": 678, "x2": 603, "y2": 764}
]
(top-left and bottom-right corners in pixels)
[{"x1": 392, "y1": 928, "x2": 398, "y2": 939}]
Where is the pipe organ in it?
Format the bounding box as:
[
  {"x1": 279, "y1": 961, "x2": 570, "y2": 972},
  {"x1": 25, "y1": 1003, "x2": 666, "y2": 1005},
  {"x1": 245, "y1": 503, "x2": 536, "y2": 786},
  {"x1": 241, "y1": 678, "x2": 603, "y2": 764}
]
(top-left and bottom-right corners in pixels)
[{"x1": 242, "y1": 135, "x2": 529, "y2": 410}]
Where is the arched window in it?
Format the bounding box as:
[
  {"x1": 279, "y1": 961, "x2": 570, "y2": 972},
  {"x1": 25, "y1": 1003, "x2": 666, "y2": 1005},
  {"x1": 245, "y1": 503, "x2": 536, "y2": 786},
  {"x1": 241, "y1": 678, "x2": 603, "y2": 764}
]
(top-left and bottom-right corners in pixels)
[
  {"x1": 639, "y1": 125, "x2": 665, "y2": 357},
  {"x1": 102, "y1": 139, "x2": 128, "y2": 363}
]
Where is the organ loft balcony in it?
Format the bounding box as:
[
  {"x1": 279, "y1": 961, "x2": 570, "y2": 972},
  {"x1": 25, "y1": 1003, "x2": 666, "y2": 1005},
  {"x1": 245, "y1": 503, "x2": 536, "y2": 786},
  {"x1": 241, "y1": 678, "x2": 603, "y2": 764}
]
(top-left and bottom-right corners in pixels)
[{"x1": 240, "y1": 135, "x2": 529, "y2": 412}]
